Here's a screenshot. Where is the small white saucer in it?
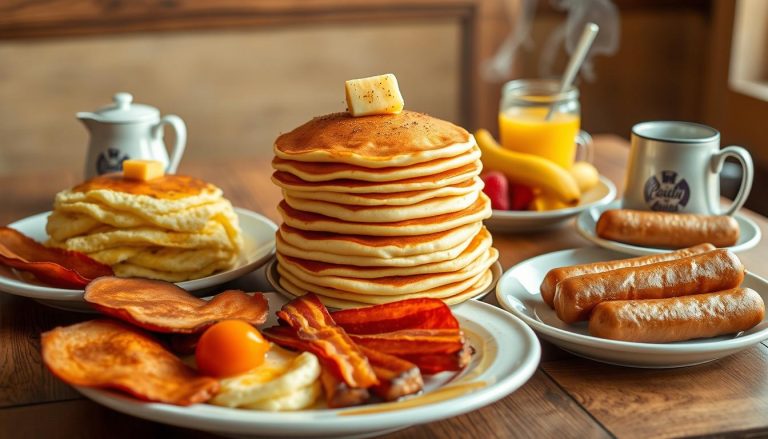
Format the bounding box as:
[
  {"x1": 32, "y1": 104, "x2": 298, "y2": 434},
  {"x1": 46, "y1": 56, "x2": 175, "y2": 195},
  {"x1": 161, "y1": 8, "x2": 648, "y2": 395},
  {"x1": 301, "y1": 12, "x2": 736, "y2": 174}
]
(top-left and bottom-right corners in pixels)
[
  {"x1": 576, "y1": 200, "x2": 762, "y2": 256},
  {"x1": 485, "y1": 175, "x2": 616, "y2": 233}
]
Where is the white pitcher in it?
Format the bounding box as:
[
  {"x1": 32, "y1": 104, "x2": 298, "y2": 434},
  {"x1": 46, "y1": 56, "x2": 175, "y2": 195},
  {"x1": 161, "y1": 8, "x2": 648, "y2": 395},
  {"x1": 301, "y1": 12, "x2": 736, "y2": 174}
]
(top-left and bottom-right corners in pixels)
[{"x1": 78, "y1": 92, "x2": 186, "y2": 179}]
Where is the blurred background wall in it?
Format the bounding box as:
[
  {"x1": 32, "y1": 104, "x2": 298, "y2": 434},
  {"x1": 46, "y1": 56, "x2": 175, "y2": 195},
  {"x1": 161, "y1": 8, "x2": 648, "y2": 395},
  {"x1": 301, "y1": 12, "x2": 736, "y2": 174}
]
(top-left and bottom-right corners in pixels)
[
  {"x1": 0, "y1": 22, "x2": 462, "y2": 175},
  {"x1": 1, "y1": 0, "x2": 766, "y2": 211}
]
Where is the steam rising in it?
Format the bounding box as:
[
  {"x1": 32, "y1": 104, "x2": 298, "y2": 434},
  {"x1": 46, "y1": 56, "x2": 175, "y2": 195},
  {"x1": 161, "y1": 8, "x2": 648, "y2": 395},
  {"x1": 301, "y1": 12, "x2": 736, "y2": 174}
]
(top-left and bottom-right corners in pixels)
[{"x1": 483, "y1": 0, "x2": 621, "y2": 82}]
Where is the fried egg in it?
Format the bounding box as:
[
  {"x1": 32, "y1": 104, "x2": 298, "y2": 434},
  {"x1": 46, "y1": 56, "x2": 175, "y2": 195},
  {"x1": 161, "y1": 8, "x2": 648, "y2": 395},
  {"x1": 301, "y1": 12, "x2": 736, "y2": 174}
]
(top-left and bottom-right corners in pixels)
[{"x1": 210, "y1": 344, "x2": 322, "y2": 410}]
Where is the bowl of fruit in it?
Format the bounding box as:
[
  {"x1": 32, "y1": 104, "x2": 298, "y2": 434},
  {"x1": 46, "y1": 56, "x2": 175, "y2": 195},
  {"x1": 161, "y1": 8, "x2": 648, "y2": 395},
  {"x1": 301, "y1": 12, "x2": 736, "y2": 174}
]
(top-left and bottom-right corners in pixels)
[{"x1": 475, "y1": 130, "x2": 616, "y2": 233}]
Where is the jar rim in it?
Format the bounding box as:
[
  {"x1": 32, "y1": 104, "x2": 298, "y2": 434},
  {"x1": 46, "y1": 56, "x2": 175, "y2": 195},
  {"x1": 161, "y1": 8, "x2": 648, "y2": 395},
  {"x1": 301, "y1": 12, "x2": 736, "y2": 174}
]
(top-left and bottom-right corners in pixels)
[{"x1": 502, "y1": 79, "x2": 579, "y2": 102}]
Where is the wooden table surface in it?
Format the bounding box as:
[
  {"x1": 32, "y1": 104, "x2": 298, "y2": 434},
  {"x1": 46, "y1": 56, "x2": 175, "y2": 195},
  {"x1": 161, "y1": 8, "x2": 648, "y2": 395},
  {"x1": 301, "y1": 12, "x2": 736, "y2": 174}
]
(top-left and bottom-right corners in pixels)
[{"x1": 1, "y1": 135, "x2": 767, "y2": 438}]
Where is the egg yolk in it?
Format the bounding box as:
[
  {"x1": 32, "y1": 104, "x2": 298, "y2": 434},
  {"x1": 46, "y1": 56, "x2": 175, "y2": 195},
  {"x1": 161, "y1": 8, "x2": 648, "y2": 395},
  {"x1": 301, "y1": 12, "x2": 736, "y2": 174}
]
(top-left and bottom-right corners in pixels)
[{"x1": 195, "y1": 320, "x2": 269, "y2": 378}]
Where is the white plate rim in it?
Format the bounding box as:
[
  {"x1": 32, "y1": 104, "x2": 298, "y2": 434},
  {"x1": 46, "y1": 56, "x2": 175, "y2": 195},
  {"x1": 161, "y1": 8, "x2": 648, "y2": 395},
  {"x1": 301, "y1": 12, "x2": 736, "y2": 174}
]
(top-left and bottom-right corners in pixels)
[
  {"x1": 74, "y1": 295, "x2": 541, "y2": 436},
  {"x1": 576, "y1": 200, "x2": 762, "y2": 255},
  {"x1": 265, "y1": 259, "x2": 504, "y2": 306},
  {"x1": 0, "y1": 207, "x2": 277, "y2": 301},
  {"x1": 495, "y1": 247, "x2": 768, "y2": 355},
  {"x1": 490, "y1": 175, "x2": 616, "y2": 220}
]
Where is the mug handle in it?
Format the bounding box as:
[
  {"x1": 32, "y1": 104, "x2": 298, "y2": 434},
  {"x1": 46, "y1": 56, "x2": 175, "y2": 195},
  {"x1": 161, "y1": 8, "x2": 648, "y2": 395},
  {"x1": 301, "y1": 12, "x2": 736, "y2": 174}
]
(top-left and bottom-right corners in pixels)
[
  {"x1": 710, "y1": 145, "x2": 753, "y2": 216},
  {"x1": 156, "y1": 114, "x2": 187, "y2": 174},
  {"x1": 575, "y1": 130, "x2": 594, "y2": 163}
]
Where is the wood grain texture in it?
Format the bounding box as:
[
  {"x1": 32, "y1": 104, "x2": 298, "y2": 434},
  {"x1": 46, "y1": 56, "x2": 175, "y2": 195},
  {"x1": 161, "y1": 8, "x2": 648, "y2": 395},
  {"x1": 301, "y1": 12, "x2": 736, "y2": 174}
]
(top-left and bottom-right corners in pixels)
[
  {"x1": 1, "y1": 135, "x2": 768, "y2": 437},
  {"x1": 384, "y1": 371, "x2": 610, "y2": 439},
  {"x1": 0, "y1": 293, "x2": 85, "y2": 408},
  {"x1": 0, "y1": 0, "x2": 474, "y2": 38},
  {"x1": 0, "y1": 0, "x2": 509, "y2": 156},
  {"x1": 0, "y1": 399, "x2": 218, "y2": 439},
  {"x1": 542, "y1": 344, "x2": 768, "y2": 438}
]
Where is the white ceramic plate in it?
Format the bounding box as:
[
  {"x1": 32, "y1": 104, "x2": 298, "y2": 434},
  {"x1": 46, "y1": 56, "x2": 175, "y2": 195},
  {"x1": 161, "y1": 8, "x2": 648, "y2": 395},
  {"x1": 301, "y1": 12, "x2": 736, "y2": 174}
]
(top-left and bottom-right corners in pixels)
[
  {"x1": 495, "y1": 247, "x2": 768, "y2": 368},
  {"x1": 485, "y1": 175, "x2": 616, "y2": 233},
  {"x1": 576, "y1": 200, "x2": 762, "y2": 255},
  {"x1": 265, "y1": 259, "x2": 503, "y2": 307},
  {"x1": 76, "y1": 292, "x2": 540, "y2": 438},
  {"x1": 0, "y1": 208, "x2": 277, "y2": 311}
]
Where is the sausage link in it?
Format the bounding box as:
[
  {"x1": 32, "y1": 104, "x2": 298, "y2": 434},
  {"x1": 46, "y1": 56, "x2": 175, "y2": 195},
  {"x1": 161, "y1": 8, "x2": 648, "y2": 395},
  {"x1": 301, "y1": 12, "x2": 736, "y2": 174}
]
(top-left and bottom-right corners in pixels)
[
  {"x1": 596, "y1": 209, "x2": 739, "y2": 248},
  {"x1": 554, "y1": 249, "x2": 744, "y2": 323},
  {"x1": 588, "y1": 288, "x2": 765, "y2": 343},
  {"x1": 539, "y1": 244, "x2": 715, "y2": 308}
]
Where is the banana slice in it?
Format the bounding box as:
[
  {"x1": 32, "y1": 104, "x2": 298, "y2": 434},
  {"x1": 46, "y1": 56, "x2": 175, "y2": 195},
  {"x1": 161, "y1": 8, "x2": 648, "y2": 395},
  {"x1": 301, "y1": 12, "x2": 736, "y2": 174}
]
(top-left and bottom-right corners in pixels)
[{"x1": 345, "y1": 73, "x2": 405, "y2": 117}]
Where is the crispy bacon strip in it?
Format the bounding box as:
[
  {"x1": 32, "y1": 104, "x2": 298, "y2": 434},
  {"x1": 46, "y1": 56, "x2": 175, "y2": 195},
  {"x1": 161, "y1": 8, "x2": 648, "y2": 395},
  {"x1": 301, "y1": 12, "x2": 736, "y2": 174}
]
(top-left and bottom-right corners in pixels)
[
  {"x1": 263, "y1": 325, "x2": 371, "y2": 407},
  {"x1": 320, "y1": 368, "x2": 371, "y2": 408},
  {"x1": 84, "y1": 277, "x2": 268, "y2": 333},
  {"x1": 330, "y1": 298, "x2": 459, "y2": 334},
  {"x1": 276, "y1": 294, "x2": 379, "y2": 389},
  {"x1": 402, "y1": 342, "x2": 474, "y2": 374},
  {"x1": 348, "y1": 329, "x2": 465, "y2": 356},
  {"x1": 358, "y1": 345, "x2": 423, "y2": 401},
  {"x1": 0, "y1": 227, "x2": 113, "y2": 288},
  {"x1": 264, "y1": 325, "x2": 422, "y2": 402},
  {"x1": 41, "y1": 319, "x2": 219, "y2": 406}
]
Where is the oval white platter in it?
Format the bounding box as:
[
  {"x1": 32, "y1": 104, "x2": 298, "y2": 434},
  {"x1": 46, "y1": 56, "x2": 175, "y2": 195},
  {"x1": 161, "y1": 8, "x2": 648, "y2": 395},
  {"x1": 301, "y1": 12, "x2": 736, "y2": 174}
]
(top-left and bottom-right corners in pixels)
[
  {"x1": 76, "y1": 293, "x2": 540, "y2": 438},
  {"x1": 576, "y1": 200, "x2": 761, "y2": 255},
  {"x1": 496, "y1": 247, "x2": 768, "y2": 368},
  {"x1": 0, "y1": 208, "x2": 277, "y2": 312}
]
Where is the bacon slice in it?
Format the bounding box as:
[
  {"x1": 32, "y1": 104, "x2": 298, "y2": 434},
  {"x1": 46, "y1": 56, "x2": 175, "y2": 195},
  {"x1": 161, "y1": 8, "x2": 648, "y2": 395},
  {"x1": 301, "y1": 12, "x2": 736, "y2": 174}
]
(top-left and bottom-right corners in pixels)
[
  {"x1": 263, "y1": 325, "x2": 371, "y2": 407},
  {"x1": 402, "y1": 342, "x2": 474, "y2": 374},
  {"x1": 358, "y1": 345, "x2": 423, "y2": 401},
  {"x1": 348, "y1": 329, "x2": 465, "y2": 356},
  {"x1": 41, "y1": 319, "x2": 219, "y2": 406},
  {"x1": 330, "y1": 298, "x2": 459, "y2": 334},
  {"x1": 0, "y1": 227, "x2": 113, "y2": 288},
  {"x1": 84, "y1": 277, "x2": 268, "y2": 333},
  {"x1": 275, "y1": 294, "x2": 379, "y2": 389},
  {"x1": 320, "y1": 368, "x2": 371, "y2": 408},
  {"x1": 264, "y1": 325, "x2": 422, "y2": 402}
]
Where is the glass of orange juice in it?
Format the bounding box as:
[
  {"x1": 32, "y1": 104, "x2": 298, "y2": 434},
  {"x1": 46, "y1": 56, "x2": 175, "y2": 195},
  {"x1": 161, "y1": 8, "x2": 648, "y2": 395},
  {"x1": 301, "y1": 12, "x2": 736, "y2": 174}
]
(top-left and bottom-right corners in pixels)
[{"x1": 499, "y1": 79, "x2": 589, "y2": 169}]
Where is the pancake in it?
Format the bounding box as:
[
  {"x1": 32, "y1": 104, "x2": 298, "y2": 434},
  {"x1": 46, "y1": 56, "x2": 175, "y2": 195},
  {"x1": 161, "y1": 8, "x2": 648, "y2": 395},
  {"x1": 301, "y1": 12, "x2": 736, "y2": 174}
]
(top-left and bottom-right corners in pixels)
[
  {"x1": 283, "y1": 191, "x2": 479, "y2": 223},
  {"x1": 278, "y1": 222, "x2": 481, "y2": 258},
  {"x1": 278, "y1": 265, "x2": 494, "y2": 308},
  {"x1": 272, "y1": 146, "x2": 480, "y2": 183},
  {"x1": 277, "y1": 227, "x2": 492, "y2": 278},
  {"x1": 271, "y1": 160, "x2": 482, "y2": 194},
  {"x1": 283, "y1": 177, "x2": 483, "y2": 206},
  {"x1": 46, "y1": 173, "x2": 243, "y2": 282},
  {"x1": 271, "y1": 107, "x2": 496, "y2": 307},
  {"x1": 111, "y1": 256, "x2": 237, "y2": 282},
  {"x1": 48, "y1": 217, "x2": 239, "y2": 254},
  {"x1": 55, "y1": 173, "x2": 222, "y2": 213},
  {"x1": 49, "y1": 198, "x2": 234, "y2": 233},
  {"x1": 277, "y1": 194, "x2": 491, "y2": 236},
  {"x1": 274, "y1": 111, "x2": 472, "y2": 167},
  {"x1": 276, "y1": 229, "x2": 478, "y2": 267},
  {"x1": 45, "y1": 212, "x2": 101, "y2": 242},
  {"x1": 278, "y1": 247, "x2": 497, "y2": 295}
]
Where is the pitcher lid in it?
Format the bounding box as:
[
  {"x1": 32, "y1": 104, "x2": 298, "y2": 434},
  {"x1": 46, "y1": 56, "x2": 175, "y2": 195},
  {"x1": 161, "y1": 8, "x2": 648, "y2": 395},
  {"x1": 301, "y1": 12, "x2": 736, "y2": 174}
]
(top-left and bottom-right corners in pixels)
[{"x1": 87, "y1": 93, "x2": 159, "y2": 123}]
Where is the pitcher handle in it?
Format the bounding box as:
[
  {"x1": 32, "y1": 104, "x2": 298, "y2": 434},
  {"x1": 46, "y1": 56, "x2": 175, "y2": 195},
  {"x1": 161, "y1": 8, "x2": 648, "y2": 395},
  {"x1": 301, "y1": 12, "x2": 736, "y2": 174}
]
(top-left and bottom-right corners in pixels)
[
  {"x1": 710, "y1": 145, "x2": 753, "y2": 216},
  {"x1": 156, "y1": 114, "x2": 187, "y2": 173}
]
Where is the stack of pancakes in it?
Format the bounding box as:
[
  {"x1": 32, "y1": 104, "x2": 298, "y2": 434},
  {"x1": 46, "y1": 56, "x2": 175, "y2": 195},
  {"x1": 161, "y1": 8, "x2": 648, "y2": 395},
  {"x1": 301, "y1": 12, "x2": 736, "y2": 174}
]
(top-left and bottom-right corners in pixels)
[
  {"x1": 272, "y1": 110, "x2": 497, "y2": 308},
  {"x1": 46, "y1": 174, "x2": 243, "y2": 282}
]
